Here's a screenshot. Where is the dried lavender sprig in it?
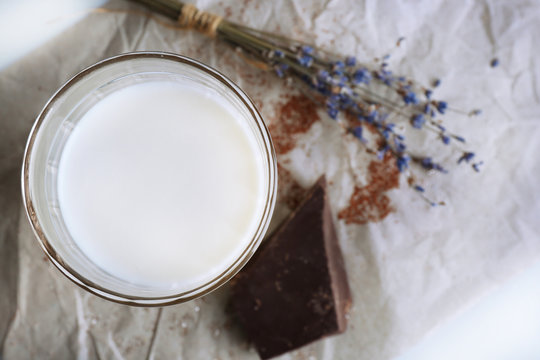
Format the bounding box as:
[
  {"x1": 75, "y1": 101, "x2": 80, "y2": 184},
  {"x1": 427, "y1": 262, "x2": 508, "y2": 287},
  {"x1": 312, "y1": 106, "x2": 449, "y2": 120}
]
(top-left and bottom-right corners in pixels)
[
  {"x1": 214, "y1": 29, "x2": 481, "y2": 202},
  {"x1": 131, "y1": 0, "x2": 482, "y2": 204}
]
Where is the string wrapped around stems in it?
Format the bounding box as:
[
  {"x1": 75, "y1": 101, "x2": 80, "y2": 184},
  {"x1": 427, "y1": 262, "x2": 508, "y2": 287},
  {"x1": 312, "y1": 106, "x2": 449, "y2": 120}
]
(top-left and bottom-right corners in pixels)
[{"x1": 131, "y1": 0, "x2": 483, "y2": 206}]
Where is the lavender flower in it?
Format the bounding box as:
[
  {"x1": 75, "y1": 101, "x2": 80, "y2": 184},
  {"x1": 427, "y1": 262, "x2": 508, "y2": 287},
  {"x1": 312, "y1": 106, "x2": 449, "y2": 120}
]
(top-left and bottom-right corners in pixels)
[
  {"x1": 411, "y1": 114, "x2": 425, "y2": 129},
  {"x1": 216, "y1": 29, "x2": 480, "y2": 203},
  {"x1": 352, "y1": 68, "x2": 371, "y2": 84},
  {"x1": 397, "y1": 155, "x2": 411, "y2": 172},
  {"x1": 353, "y1": 126, "x2": 363, "y2": 140},
  {"x1": 436, "y1": 101, "x2": 448, "y2": 114},
  {"x1": 472, "y1": 161, "x2": 484, "y2": 172},
  {"x1": 458, "y1": 152, "x2": 475, "y2": 164},
  {"x1": 403, "y1": 91, "x2": 419, "y2": 105},
  {"x1": 441, "y1": 134, "x2": 451, "y2": 145},
  {"x1": 327, "y1": 105, "x2": 338, "y2": 119},
  {"x1": 345, "y1": 56, "x2": 356, "y2": 67},
  {"x1": 298, "y1": 54, "x2": 313, "y2": 67},
  {"x1": 420, "y1": 157, "x2": 448, "y2": 173},
  {"x1": 132, "y1": 1, "x2": 482, "y2": 207}
]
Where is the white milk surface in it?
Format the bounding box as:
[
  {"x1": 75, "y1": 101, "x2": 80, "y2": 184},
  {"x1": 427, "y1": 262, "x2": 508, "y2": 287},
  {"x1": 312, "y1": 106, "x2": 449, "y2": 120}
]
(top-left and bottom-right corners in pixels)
[{"x1": 57, "y1": 80, "x2": 265, "y2": 290}]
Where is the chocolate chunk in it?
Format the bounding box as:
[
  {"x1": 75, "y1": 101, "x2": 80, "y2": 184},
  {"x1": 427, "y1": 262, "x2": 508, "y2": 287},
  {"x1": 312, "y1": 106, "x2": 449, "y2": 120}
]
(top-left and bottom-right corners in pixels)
[{"x1": 230, "y1": 177, "x2": 352, "y2": 359}]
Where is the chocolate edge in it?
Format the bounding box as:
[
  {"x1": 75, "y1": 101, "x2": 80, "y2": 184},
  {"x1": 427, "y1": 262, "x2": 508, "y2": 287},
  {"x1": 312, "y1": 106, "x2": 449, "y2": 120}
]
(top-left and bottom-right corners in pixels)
[{"x1": 323, "y1": 185, "x2": 352, "y2": 332}]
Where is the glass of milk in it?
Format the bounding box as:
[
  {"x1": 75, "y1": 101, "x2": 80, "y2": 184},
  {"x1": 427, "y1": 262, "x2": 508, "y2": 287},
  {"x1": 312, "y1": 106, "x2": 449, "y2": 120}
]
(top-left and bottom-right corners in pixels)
[{"x1": 22, "y1": 52, "x2": 277, "y2": 306}]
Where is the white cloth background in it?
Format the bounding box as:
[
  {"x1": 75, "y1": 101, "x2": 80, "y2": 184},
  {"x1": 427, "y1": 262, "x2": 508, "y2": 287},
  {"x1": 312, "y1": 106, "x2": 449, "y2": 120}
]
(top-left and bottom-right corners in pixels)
[{"x1": 1, "y1": 0, "x2": 539, "y2": 359}]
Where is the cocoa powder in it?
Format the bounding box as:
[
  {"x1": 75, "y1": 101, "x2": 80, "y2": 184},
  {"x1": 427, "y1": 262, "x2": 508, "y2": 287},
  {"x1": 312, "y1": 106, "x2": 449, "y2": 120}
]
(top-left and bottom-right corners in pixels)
[
  {"x1": 338, "y1": 153, "x2": 400, "y2": 224},
  {"x1": 269, "y1": 94, "x2": 320, "y2": 155}
]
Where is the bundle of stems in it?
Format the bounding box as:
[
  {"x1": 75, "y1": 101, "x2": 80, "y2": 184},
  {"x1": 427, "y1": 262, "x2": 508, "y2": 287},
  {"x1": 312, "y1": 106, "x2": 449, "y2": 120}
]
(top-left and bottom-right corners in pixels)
[{"x1": 131, "y1": 0, "x2": 482, "y2": 205}]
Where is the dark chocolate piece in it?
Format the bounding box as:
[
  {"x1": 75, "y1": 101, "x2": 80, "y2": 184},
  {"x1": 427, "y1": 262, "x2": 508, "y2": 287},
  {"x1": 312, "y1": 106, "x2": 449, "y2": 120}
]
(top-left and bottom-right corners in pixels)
[{"x1": 231, "y1": 177, "x2": 352, "y2": 359}]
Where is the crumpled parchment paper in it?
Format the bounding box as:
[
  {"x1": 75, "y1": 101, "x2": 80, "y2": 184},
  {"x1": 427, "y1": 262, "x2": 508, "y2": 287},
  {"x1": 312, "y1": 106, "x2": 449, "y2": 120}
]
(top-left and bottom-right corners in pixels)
[{"x1": 1, "y1": 0, "x2": 540, "y2": 359}]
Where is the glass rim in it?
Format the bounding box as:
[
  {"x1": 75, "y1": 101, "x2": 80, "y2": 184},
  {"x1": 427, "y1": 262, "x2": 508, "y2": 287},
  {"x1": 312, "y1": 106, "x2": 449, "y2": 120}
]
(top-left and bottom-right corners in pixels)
[{"x1": 21, "y1": 51, "x2": 277, "y2": 306}]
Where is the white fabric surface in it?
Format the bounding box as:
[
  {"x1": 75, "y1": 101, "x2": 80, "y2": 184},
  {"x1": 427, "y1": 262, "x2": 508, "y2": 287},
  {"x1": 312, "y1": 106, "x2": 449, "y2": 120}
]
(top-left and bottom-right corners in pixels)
[{"x1": 1, "y1": 0, "x2": 539, "y2": 359}]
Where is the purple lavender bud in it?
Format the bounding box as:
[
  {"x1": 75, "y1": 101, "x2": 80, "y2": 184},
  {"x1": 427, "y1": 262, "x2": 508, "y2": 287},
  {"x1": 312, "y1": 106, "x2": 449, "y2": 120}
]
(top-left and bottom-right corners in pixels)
[
  {"x1": 441, "y1": 134, "x2": 451, "y2": 145},
  {"x1": 317, "y1": 69, "x2": 330, "y2": 81},
  {"x1": 490, "y1": 58, "x2": 499, "y2": 67},
  {"x1": 472, "y1": 161, "x2": 484, "y2": 172},
  {"x1": 345, "y1": 56, "x2": 356, "y2": 66},
  {"x1": 458, "y1": 152, "x2": 475, "y2": 164},
  {"x1": 334, "y1": 60, "x2": 345, "y2": 69},
  {"x1": 423, "y1": 104, "x2": 431, "y2": 114},
  {"x1": 366, "y1": 110, "x2": 378, "y2": 123},
  {"x1": 383, "y1": 54, "x2": 391, "y2": 60},
  {"x1": 394, "y1": 138, "x2": 406, "y2": 153},
  {"x1": 398, "y1": 76, "x2": 406, "y2": 82},
  {"x1": 420, "y1": 158, "x2": 446, "y2": 173},
  {"x1": 327, "y1": 107, "x2": 338, "y2": 119},
  {"x1": 353, "y1": 126, "x2": 363, "y2": 139},
  {"x1": 414, "y1": 185, "x2": 425, "y2": 192},
  {"x1": 397, "y1": 134, "x2": 405, "y2": 141},
  {"x1": 411, "y1": 114, "x2": 425, "y2": 129},
  {"x1": 301, "y1": 45, "x2": 314, "y2": 55},
  {"x1": 342, "y1": 94, "x2": 355, "y2": 109},
  {"x1": 421, "y1": 157, "x2": 433, "y2": 169},
  {"x1": 274, "y1": 50, "x2": 284, "y2": 58},
  {"x1": 436, "y1": 124, "x2": 446, "y2": 132},
  {"x1": 329, "y1": 94, "x2": 340, "y2": 104},
  {"x1": 436, "y1": 101, "x2": 448, "y2": 114},
  {"x1": 397, "y1": 155, "x2": 410, "y2": 172},
  {"x1": 453, "y1": 135, "x2": 466, "y2": 143},
  {"x1": 352, "y1": 68, "x2": 371, "y2": 85},
  {"x1": 433, "y1": 79, "x2": 441, "y2": 87},
  {"x1": 317, "y1": 84, "x2": 331, "y2": 96},
  {"x1": 333, "y1": 70, "x2": 345, "y2": 78},
  {"x1": 298, "y1": 55, "x2": 313, "y2": 67},
  {"x1": 403, "y1": 91, "x2": 419, "y2": 105},
  {"x1": 275, "y1": 63, "x2": 289, "y2": 78},
  {"x1": 425, "y1": 89, "x2": 433, "y2": 99},
  {"x1": 433, "y1": 163, "x2": 448, "y2": 173}
]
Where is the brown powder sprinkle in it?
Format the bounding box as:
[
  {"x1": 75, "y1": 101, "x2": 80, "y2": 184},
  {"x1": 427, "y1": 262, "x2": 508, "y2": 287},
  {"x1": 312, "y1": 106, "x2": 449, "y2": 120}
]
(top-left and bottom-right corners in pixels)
[
  {"x1": 269, "y1": 94, "x2": 321, "y2": 155},
  {"x1": 270, "y1": 93, "x2": 399, "y2": 221},
  {"x1": 338, "y1": 153, "x2": 400, "y2": 224}
]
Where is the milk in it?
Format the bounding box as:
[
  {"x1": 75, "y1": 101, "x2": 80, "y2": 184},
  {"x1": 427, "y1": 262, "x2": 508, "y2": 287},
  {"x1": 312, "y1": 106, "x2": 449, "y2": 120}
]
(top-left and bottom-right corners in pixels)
[{"x1": 57, "y1": 80, "x2": 266, "y2": 290}]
